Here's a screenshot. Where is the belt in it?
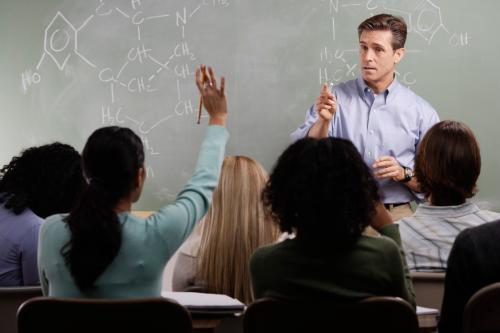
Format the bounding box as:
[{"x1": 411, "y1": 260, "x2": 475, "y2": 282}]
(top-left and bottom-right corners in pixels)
[{"x1": 384, "y1": 202, "x2": 409, "y2": 210}]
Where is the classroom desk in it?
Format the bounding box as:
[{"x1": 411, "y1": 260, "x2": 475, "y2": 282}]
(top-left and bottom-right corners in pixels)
[{"x1": 190, "y1": 312, "x2": 438, "y2": 333}]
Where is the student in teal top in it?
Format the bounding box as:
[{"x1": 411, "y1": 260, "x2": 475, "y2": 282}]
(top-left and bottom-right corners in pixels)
[
  {"x1": 250, "y1": 137, "x2": 415, "y2": 307},
  {"x1": 38, "y1": 65, "x2": 229, "y2": 298}
]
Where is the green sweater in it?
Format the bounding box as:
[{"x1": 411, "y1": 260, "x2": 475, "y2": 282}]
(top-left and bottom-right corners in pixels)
[
  {"x1": 250, "y1": 224, "x2": 415, "y2": 308},
  {"x1": 38, "y1": 125, "x2": 228, "y2": 298}
]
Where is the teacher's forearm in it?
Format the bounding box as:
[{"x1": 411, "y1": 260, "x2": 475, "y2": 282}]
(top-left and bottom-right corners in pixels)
[{"x1": 307, "y1": 119, "x2": 330, "y2": 138}]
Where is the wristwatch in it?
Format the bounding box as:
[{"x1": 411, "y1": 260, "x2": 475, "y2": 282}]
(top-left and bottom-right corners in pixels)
[{"x1": 401, "y1": 167, "x2": 414, "y2": 182}]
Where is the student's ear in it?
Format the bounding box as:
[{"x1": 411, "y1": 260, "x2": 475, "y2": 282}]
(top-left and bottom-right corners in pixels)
[
  {"x1": 136, "y1": 166, "x2": 146, "y2": 189},
  {"x1": 394, "y1": 47, "x2": 405, "y2": 64}
]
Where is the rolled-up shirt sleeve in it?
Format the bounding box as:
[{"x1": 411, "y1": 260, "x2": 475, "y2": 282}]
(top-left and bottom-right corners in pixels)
[{"x1": 290, "y1": 105, "x2": 319, "y2": 141}]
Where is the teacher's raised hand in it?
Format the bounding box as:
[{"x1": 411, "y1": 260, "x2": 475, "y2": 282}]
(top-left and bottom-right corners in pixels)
[{"x1": 315, "y1": 82, "x2": 336, "y2": 121}]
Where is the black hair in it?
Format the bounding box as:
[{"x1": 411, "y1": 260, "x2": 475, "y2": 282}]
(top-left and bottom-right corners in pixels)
[
  {"x1": 62, "y1": 126, "x2": 144, "y2": 292},
  {"x1": 0, "y1": 142, "x2": 84, "y2": 218},
  {"x1": 263, "y1": 137, "x2": 380, "y2": 247}
]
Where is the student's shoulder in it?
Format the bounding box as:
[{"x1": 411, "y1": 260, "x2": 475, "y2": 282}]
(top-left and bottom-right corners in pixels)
[
  {"x1": 360, "y1": 229, "x2": 401, "y2": 256},
  {"x1": 42, "y1": 213, "x2": 68, "y2": 233},
  {"x1": 251, "y1": 242, "x2": 280, "y2": 260},
  {"x1": 458, "y1": 218, "x2": 500, "y2": 242},
  {"x1": 251, "y1": 240, "x2": 293, "y2": 265}
]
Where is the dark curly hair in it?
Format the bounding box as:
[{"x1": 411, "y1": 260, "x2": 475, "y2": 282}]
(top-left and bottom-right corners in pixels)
[
  {"x1": 263, "y1": 137, "x2": 380, "y2": 247},
  {"x1": 62, "y1": 126, "x2": 144, "y2": 292},
  {"x1": 416, "y1": 120, "x2": 480, "y2": 206},
  {"x1": 0, "y1": 142, "x2": 84, "y2": 218}
]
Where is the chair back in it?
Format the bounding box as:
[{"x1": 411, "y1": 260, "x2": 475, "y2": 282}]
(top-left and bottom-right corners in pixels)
[
  {"x1": 17, "y1": 296, "x2": 192, "y2": 333},
  {"x1": 0, "y1": 286, "x2": 43, "y2": 333},
  {"x1": 243, "y1": 296, "x2": 419, "y2": 333},
  {"x1": 463, "y1": 282, "x2": 500, "y2": 333},
  {"x1": 411, "y1": 271, "x2": 445, "y2": 310}
]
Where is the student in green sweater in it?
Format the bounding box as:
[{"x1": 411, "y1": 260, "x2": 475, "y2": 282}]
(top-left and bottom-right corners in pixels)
[
  {"x1": 38, "y1": 65, "x2": 229, "y2": 298},
  {"x1": 250, "y1": 137, "x2": 415, "y2": 307}
]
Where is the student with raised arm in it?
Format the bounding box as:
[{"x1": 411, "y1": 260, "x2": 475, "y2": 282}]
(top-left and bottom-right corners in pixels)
[
  {"x1": 250, "y1": 137, "x2": 415, "y2": 307},
  {"x1": 291, "y1": 14, "x2": 439, "y2": 220},
  {"x1": 38, "y1": 65, "x2": 229, "y2": 297},
  {"x1": 0, "y1": 143, "x2": 84, "y2": 286}
]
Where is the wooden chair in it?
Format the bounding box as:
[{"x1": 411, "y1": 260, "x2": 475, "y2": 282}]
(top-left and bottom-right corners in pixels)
[
  {"x1": 17, "y1": 296, "x2": 192, "y2": 333},
  {"x1": 463, "y1": 282, "x2": 500, "y2": 333},
  {"x1": 0, "y1": 286, "x2": 43, "y2": 333},
  {"x1": 243, "y1": 296, "x2": 419, "y2": 333},
  {"x1": 411, "y1": 271, "x2": 445, "y2": 310}
]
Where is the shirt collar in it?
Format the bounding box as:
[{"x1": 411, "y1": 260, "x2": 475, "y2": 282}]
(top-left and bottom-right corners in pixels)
[
  {"x1": 414, "y1": 201, "x2": 480, "y2": 217},
  {"x1": 356, "y1": 75, "x2": 400, "y2": 104}
]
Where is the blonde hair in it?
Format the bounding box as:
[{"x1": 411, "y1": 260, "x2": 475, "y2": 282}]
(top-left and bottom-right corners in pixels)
[{"x1": 196, "y1": 156, "x2": 279, "y2": 304}]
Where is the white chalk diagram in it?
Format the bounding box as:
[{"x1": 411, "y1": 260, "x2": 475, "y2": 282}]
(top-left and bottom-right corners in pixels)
[
  {"x1": 20, "y1": 0, "x2": 467, "y2": 202},
  {"x1": 21, "y1": 0, "x2": 229, "y2": 201},
  {"x1": 318, "y1": 0, "x2": 470, "y2": 86},
  {"x1": 21, "y1": 0, "x2": 230, "y2": 202}
]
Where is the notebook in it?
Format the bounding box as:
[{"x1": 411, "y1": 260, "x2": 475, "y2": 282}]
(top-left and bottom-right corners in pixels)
[
  {"x1": 162, "y1": 291, "x2": 245, "y2": 314},
  {"x1": 416, "y1": 305, "x2": 439, "y2": 328}
]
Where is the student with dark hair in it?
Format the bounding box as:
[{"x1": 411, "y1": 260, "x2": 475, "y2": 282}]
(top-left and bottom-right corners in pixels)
[
  {"x1": 399, "y1": 120, "x2": 500, "y2": 271},
  {"x1": 439, "y1": 219, "x2": 500, "y2": 333},
  {"x1": 0, "y1": 143, "x2": 84, "y2": 286},
  {"x1": 250, "y1": 137, "x2": 415, "y2": 307},
  {"x1": 291, "y1": 14, "x2": 439, "y2": 220},
  {"x1": 38, "y1": 65, "x2": 229, "y2": 297}
]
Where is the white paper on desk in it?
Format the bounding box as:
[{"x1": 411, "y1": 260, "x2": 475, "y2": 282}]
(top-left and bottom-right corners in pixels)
[
  {"x1": 162, "y1": 291, "x2": 245, "y2": 311},
  {"x1": 417, "y1": 305, "x2": 439, "y2": 315}
]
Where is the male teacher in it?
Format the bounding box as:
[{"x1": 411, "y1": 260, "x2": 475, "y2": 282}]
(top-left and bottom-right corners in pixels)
[{"x1": 291, "y1": 14, "x2": 439, "y2": 220}]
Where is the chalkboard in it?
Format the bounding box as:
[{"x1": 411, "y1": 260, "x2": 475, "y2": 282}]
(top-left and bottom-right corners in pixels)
[{"x1": 1, "y1": 0, "x2": 499, "y2": 210}]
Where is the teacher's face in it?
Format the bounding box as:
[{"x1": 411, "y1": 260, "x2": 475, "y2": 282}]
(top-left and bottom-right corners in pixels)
[{"x1": 359, "y1": 30, "x2": 404, "y2": 91}]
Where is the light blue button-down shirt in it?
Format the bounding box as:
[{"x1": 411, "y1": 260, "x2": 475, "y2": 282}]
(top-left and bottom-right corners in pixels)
[{"x1": 291, "y1": 77, "x2": 439, "y2": 204}]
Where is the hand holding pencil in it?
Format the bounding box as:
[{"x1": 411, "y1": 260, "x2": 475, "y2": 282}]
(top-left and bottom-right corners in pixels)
[{"x1": 195, "y1": 65, "x2": 227, "y2": 126}]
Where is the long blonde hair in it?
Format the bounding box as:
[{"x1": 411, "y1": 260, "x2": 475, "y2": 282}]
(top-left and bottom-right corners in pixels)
[{"x1": 196, "y1": 156, "x2": 279, "y2": 304}]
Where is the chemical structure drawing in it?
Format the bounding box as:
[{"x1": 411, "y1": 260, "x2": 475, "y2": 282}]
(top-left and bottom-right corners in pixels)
[
  {"x1": 318, "y1": 0, "x2": 469, "y2": 86},
  {"x1": 21, "y1": 0, "x2": 230, "y2": 180}
]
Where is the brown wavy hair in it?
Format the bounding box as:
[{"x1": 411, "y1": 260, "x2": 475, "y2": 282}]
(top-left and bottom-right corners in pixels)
[
  {"x1": 416, "y1": 120, "x2": 481, "y2": 206},
  {"x1": 358, "y1": 13, "x2": 407, "y2": 50}
]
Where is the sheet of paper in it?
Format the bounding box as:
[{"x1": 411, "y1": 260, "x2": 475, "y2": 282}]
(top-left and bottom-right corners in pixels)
[
  {"x1": 162, "y1": 291, "x2": 245, "y2": 310},
  {"x1": 417, "y1": 305, "x2": 439, "y2": 315}
]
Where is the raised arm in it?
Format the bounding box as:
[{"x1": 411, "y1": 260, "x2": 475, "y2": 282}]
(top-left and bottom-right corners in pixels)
[
  {"x1": 308, "y1": 83, "x2": 337, "y2": 138},
  {"x1": 150, "y1": 65, "x2": 229, "y2": 255},
  {"x1": 290, "y1": 83, "x2": 336, "y2": 140}
]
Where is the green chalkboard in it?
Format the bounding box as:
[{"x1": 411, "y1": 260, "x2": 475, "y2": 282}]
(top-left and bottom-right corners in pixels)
[{"x1": 1, "y1": 0, "x2": 499, "y2": 210}]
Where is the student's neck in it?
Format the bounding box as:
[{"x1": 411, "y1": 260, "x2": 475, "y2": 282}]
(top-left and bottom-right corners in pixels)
[
  {"x1": 428, "y1": 196, "x2": 465, "y2": 207},
  {"x1": 114, "y1": 199, "x2": 132, "y2": 214}
]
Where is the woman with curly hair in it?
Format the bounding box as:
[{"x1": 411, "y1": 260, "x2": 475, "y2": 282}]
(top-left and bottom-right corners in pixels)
[
  {"x1": 250, "y1": 137, "x2": 415, "y2": 307},
  {"x1": 170, "y1": 156, "x2": 280, "y2": 304},
  {"x1": 0, "y1": 143, "x2": 84, "y2": 286}
]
